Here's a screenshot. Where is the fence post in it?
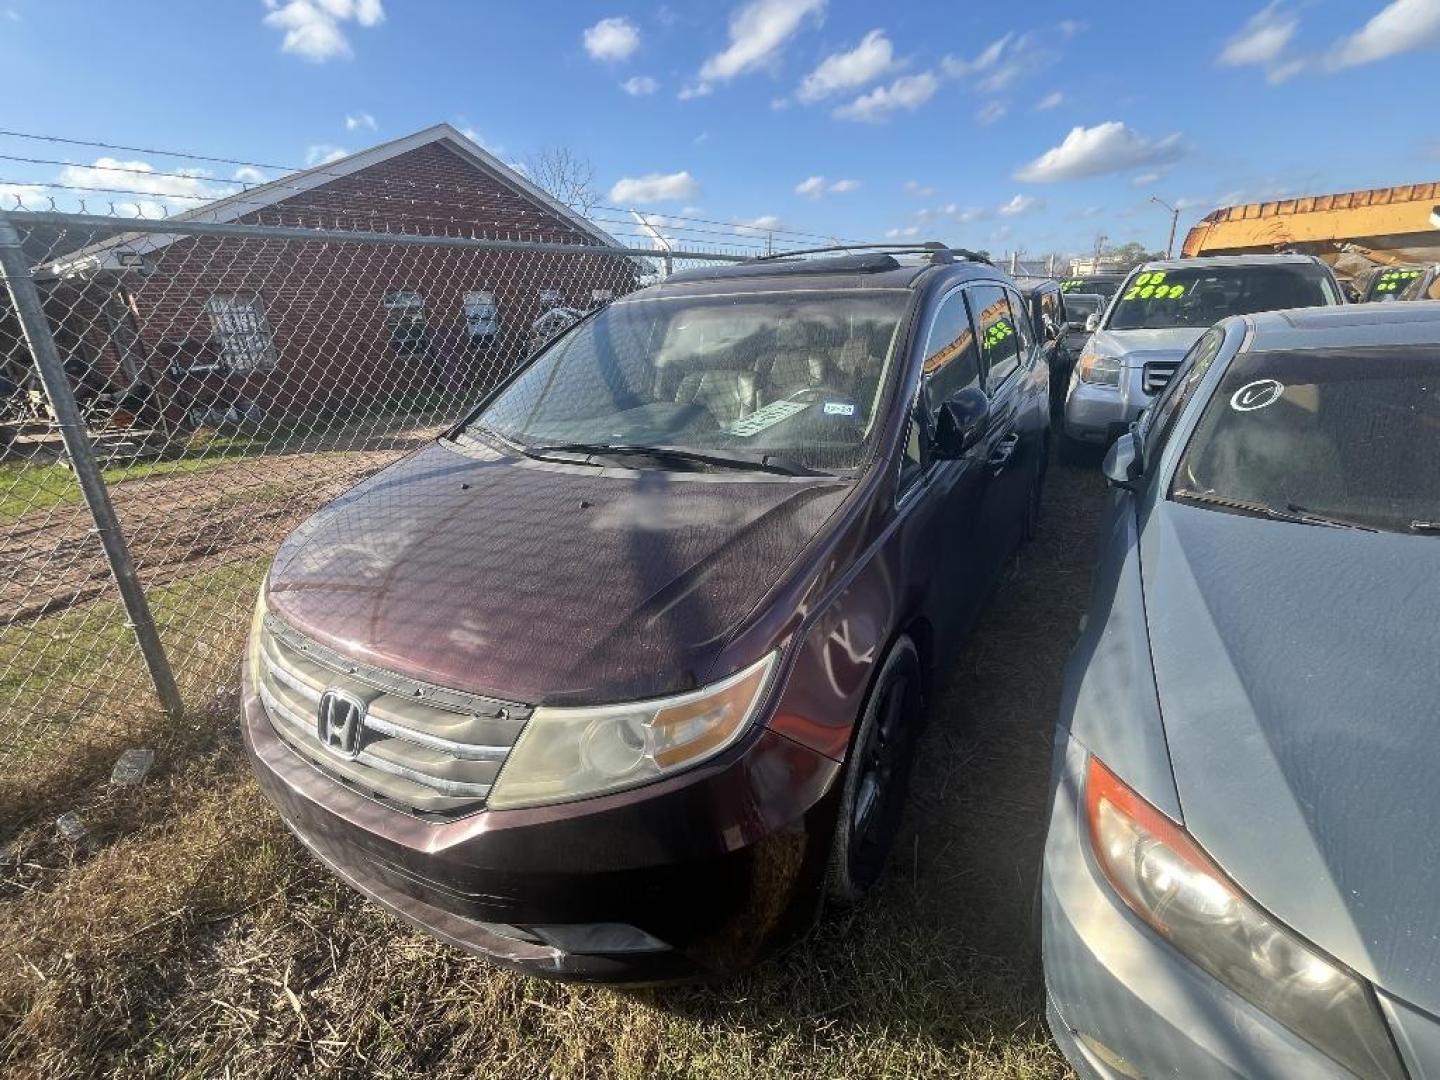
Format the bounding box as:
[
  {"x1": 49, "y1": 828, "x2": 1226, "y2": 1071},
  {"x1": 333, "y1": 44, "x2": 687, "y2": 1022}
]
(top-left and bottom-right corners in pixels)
[{"x1": 0, "y1": 212, "x2": 184, "y2": 721}]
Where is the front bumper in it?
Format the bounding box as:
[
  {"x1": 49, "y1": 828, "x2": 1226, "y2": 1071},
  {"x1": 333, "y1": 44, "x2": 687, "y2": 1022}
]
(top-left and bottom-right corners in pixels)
[
  {"x1": 241, "y1": 658, "x2": 844, "y2": 983},
  {"x1": 1042, "y1": 731, "x2": 1358, "y2": 1079},
  {"x1": 1062, "y1": 367, "x2": 1149, "y2": 444}
]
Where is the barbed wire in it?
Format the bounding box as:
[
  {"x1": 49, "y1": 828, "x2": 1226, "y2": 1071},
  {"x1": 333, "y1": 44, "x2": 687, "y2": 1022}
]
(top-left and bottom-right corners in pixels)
[{"x1": 0, "y1": 129, "x2": 854, "y2": 245}]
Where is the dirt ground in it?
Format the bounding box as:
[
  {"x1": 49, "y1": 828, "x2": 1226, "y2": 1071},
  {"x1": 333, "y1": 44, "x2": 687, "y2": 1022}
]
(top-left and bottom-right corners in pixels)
[
  {"x1": 1, "y1": 426, "x2": 443, "y2": 625},
  {"x1": 0, "y1": 452, "x2": 1105, "y2": 1080}
]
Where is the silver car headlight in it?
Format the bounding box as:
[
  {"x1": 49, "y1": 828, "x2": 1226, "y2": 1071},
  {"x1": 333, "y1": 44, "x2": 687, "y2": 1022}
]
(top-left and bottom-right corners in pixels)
[
  {"x1": 1076, "y1": 350, "x2": 1122, "y2": 387},
  {"x1": 1085, "y1": 755, "x2": 1407, "y2": 1080},
  {"x1": 487, "y1": 652, "x2": 778, "y2": 811}
]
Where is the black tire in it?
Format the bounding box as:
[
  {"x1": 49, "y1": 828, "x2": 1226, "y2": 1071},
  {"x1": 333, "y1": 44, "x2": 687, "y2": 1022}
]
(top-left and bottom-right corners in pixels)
[{"x1": 826, "y1": 637, "x2": 924, "y2": 905}]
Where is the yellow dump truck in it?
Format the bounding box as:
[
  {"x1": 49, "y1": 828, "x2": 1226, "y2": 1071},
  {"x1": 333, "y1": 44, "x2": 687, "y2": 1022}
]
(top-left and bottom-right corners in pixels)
[{"x1": 1182, "y1": 181, "x2": 1440, "y2": 297}]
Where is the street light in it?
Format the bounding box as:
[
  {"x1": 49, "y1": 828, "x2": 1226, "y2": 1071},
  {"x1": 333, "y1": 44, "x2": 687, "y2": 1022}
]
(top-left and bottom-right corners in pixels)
[{"x1": 1151, "y1": 195, "x2": 1180, "y2": 258}]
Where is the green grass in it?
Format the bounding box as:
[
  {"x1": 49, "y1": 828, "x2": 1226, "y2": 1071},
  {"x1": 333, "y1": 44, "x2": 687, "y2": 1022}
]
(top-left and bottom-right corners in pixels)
[{"x1": 0, "y1": 432, "x2": 266, "y2": 523}]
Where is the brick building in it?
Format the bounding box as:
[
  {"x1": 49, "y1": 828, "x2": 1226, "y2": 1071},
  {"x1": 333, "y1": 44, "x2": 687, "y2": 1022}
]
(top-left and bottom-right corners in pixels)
[{"x1": 23, "y1": 124, "x2": 640, "y2": 427}]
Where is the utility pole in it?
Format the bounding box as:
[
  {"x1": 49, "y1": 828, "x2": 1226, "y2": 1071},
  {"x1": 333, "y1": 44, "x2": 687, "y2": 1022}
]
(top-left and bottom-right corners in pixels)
[
  {"x1": 1092, "y1": 233, "x2": 1107, "y2": 274},
  {"x1": 1150, "y1": 195, "x2": 1180, "y2": 258}
]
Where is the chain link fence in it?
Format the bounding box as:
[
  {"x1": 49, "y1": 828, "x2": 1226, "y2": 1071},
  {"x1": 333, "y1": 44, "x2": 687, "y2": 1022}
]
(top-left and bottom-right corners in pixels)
[{"x1": 0, "y1": 208, "x2": 740, "y2": 783}]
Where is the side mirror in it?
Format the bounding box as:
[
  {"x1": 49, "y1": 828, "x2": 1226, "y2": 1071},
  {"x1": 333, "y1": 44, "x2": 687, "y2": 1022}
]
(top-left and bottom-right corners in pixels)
[
  {"x1": 1102, "y1": 431, "x2": 1144, "y2": 491},
  {"x1": 933, "y1": 385, "x2": 990, "y2": 459},
  {"x1": 1085, "y1": 313, "x2": 1101, "y2": 333}
]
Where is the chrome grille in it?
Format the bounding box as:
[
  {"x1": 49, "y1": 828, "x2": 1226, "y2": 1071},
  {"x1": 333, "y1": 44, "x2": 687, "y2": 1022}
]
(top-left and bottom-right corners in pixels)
[
  {"x1": 256, "y1": 613, "x2": 529, "y2": 815},
  {"x1": 1142, "y1": 360, "x2": 1180, "y2": 396}
]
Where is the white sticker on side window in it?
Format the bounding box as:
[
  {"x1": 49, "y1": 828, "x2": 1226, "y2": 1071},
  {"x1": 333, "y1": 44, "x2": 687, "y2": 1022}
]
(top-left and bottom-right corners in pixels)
[
  {"x1": 823, "y1": 401, "x2": 856, "y2": 416},
  {"x1": 1230, "y1": 379, "x2": 1285, "y2": 412},
  {"x1": 724, "y1": 399, "x2": 810, "y2": 437}
]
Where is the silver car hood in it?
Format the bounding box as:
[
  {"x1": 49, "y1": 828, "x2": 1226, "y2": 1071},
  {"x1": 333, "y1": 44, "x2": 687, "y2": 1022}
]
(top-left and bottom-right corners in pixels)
[
  {"x1": 1088, "y1": 327, "x2": 1207, "y2": 366},
  {"x1": 1142, "y1": 500, "x2": 1440, "y2": 1013}
]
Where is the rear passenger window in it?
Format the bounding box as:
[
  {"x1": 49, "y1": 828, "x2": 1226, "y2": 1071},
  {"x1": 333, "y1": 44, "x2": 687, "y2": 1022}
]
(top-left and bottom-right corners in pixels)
[
  {"x1": 1007, "y1": 288, "x2": 1036, "y2": 353},
  {"x1": 967, "y1": 285, "x2": 1022, "y2": 389},
  {"x1": 921, "y1": 290, "x2": 981, "y2": 407}
]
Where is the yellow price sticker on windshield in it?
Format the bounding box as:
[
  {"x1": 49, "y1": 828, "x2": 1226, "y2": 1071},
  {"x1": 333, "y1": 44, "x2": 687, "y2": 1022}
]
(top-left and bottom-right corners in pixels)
[
  {"x1": 1124, "y1": 271, "x2": 1186, "y2": 301},
  {"x1": 983, "y1": 320, "x2": 1014, "y2": 349}
]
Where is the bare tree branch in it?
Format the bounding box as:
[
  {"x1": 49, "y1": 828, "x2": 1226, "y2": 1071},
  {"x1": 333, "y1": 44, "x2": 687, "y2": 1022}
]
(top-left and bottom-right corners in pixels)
[{"x1": 525, "y1": 146, "x2": 598, "y2": 217}]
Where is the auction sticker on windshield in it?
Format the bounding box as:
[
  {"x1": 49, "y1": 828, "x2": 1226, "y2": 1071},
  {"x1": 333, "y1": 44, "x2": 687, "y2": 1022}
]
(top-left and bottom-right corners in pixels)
[
  {"x1": 1123, "y1": 271, "x2": 1187, "y2": 301},
  {"x1": 725, "y1": 399, "x2": 810, "y2": 437}
]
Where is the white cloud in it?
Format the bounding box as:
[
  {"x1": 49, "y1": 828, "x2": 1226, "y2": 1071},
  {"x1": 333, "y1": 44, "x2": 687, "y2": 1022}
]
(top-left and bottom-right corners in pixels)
[
  {"x1": 975, "y1": 100, "x2": 1007, "y2": 125},
  {"x1": 795, "y1": 175, "x2": 859, "y2": 197},
  {"x1": 584, "y1": 16, "x2": 640, "y2": 61},
  {"x1": 833, "y1": 71, "x2": 939, "y2": 122},
  {"x1": 1267, "y1": 57, "x2": 1307, "y2": 82},
  {"x1": 233, "y1": 166, "x2": 269, "y2": 185},
  {"x1": 998, "y1": 194, "x2": 1039, "y2": 216},
  {"x1": 1328, "y1": 0, "x2": 1440, "y2": 68},
  {"x1": 262, "y1": 0, "x2": 384, "y2": 62},
  {"x1": 795, "y1": 175, "x2": 827, "y2": 197},
  {"x1": 944, "y1": 31, "x2": 1055, "y2": 94},
  {"x1": 795, "y1": 28, "x2": 897, "y2": 103},
  {"x1": 1014, "y1": 121, "x2": 1184, "y2": 183},
  {"x1": 0, "y1": 182, "x2": 49, "y2": 210},
  {"x1": 305, "y1": 144, "x2": 350, "y2": 166},
  {"x1": 733, "y1": 214, "x2": 784, "y2": 237},
  {"x1": 942, "y1": 33, "x2": 1012, "y2": 78},
  {"x1": 689, "y1": 0, "x2": 826, "y2": 95},
  {"x1": 903, "y1": 180, "x2": 937, "y2": 197},
  {"x1": 609, "y1": 170, "x2": 700, "y2": 204},
  {"x1": 1035, "y1": 90, "x2": 1063, "y2": 110},
  {"x1": 344, "y1": 111, "x2": 377, "y2": 131},
  {"x1": 885, "y1": 226, "x2": 921, "y2": 239},
  {"x1": 58, "y1": 157, "x2": 219, "y2": 217},
  {"x1": 1219, "y1": 3, "x2": 1299, "y2": 67},
  {"x1": 1058, "y1": 19, "x2": 1086, "y2": 37},
  {"x1": 1131, "y1": 172, "x2": 1161, "y2": 186},
  {"x1": 621, "y1": 75, "x2": 659, "y2": 95}
]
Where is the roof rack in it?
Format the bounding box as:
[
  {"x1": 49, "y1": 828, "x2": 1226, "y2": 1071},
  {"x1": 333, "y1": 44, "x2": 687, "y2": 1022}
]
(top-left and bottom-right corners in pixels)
[{"x1": 746, "y1": 242, "x2": 994, "y2": 267}]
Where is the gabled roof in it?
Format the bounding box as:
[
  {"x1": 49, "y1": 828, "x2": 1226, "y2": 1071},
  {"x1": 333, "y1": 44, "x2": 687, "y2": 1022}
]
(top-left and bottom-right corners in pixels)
[{"x1": 50, "y1": 123, "x2": 624, "y2": 274}]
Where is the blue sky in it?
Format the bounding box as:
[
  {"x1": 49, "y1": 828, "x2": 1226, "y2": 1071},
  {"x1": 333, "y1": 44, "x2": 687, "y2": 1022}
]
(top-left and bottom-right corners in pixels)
[{"x1": 1, "y1": 0, "x2": 1438, "y2": 257}]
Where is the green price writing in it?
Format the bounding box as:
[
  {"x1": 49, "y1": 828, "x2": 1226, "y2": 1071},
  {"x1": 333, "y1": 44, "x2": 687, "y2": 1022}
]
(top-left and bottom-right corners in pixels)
[
  {"x1": 1375, "y1": 269, "x2": 1421, "y2": 293},
  {"x1": 984, "y1": 319, "x2": 1014, "y2": 349},
  {"x1": 1123, "y1": 270, "x2": 1186, "y2": 302}
]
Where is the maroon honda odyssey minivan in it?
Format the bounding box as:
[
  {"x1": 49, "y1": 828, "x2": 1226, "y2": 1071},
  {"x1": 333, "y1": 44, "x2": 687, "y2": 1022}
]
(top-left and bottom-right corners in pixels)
[{"x1": 242, "y1": 246, "x2": 1050, "y2": 981}]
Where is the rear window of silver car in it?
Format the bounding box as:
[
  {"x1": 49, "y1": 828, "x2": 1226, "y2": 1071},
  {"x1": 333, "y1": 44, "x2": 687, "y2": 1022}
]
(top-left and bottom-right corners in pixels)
[
  {"x1": 1172, "y1": 346, "x2": 1440, "y2": 535},
  {"x1": 1109, "y1": 265, "x2": 1338, "y2": 331}
]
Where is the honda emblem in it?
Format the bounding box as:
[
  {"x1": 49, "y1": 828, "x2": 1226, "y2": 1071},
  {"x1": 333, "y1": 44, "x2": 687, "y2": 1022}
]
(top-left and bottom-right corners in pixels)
[{"x1": 316, "y1": 689, "x2": 367, "y2": 760}]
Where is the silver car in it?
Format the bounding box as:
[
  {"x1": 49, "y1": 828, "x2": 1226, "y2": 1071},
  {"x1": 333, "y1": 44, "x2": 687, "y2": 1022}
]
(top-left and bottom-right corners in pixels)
[
  {"x1": 1061, "y1": 254, "x2": 1344, "y2": 453},
  {"x1": 1045, "y1": 301, "x2": 1440, "y2": 1079}
]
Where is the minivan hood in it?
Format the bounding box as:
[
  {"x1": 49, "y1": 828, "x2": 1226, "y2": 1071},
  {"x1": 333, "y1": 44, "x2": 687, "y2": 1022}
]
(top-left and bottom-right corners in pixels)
[
  {"x1": 1143, "y1": 501, "x2": 1440, "y2": 1011},
  {"x1": 267, "y1": 440, "x2": 848, "y2": 707},
  {"x1": 1089, "y1": 327, "x2": 1207, "y2": 366}
]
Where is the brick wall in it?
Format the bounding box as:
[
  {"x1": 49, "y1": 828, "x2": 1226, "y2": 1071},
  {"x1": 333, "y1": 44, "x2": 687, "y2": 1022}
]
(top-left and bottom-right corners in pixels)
[{"x1": 85, "y1": 140, "x2": 639, "y2": 422}]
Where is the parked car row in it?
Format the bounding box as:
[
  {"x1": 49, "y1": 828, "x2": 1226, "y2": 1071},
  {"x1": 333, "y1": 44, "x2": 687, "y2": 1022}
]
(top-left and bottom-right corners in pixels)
[{"x1": 238, "y1": 239, "x2": 1440, "y2": 1076}]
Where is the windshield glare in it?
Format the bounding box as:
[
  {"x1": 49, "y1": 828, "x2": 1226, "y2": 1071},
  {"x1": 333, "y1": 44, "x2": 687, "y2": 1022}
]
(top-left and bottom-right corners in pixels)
[
  {"x1": 468, "y1": 290, "x2": 909, "y2": 472},
  {"x1": 1173, "y1": 346, "x2": 1440, "y2": 535},
  {"x1": 1064, "y1": 294, "x2": 1102, "y2": 319},
  {"x1": 1108, "y1": 265, "x2": 1334, "y2": 330}
]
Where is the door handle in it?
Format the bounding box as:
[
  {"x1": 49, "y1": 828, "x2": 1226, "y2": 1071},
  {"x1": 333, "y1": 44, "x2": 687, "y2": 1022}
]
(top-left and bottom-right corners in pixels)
[{"x1": 988, "y1": 432, "x2": 1020, "y2": 471}]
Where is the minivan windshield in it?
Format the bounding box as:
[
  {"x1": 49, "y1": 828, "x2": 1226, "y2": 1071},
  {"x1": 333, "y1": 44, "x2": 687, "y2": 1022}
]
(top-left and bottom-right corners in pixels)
[
  {"x1": 1108, "y1": 265, "x2": 1336, "y2": 331},
  {"x1": 465, "y1": 289, "x2": 910, "y2": 474},
  {"x1": 1173, "y1": 346, "x2": 1440, "y2": 535}
]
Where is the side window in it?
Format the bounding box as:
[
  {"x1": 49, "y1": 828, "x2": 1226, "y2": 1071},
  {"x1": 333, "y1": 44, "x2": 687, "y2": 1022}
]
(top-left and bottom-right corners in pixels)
[
  {"x1": 1007, "y1": 288, "x2": 1036, "y2": 355},
  {"x1": 921, "y1": 290, "x2": 981, "y2": 407},
  {"x1": 383, "y1": 289, "x2": 428, "y2": 355},
  {"x1": 1142, "y1": 326, "x2": 1225, "y2": 461},
  {"x1": 206, "y1": 293, "x2": 276, "y2": 372},
  {"x1": 1039, "y1": 290, "x2": 1062, "y2": 337},
  {"x1": 967, "y1": 285, "x2": 1022, "y2": 389}
]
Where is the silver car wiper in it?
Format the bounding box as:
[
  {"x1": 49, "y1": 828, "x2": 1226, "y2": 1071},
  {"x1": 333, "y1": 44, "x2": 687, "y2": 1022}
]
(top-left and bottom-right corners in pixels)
[
  {"x1": 1173, "y1": 490, "x2": 1377, "y2": 532},
  {"x1": 522, "y1": 442, "x2": 832, "y2": 477}
]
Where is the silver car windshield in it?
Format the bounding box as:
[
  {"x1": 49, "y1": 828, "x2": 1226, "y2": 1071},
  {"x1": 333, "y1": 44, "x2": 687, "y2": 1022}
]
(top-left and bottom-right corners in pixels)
[
  {"x1": 1109, "y1": 265, "x2": 1335, "y2": 330},
  {"x1": 467, "y1": 290, "x2": 910, "y2": 473},
  {"x1": 1173, "y1": 346, "x2": 1440, "y2": 535}
]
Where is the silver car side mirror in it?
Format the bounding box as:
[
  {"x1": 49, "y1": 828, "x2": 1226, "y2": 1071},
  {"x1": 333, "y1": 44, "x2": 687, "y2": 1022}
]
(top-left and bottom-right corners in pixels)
[{"x1": 1085, "y1": 313, "x2": 1101, "y2": 333}]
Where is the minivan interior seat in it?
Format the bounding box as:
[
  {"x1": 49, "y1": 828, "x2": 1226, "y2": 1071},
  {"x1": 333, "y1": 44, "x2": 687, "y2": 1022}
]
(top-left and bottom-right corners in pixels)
[{"x1": 673, "y1": 369, "x2": 759, "y2": 426}]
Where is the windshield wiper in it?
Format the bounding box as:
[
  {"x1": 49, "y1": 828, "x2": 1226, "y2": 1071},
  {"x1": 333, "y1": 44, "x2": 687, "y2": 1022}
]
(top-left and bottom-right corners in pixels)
[
  {"x1": 1173, "y1": 490, "x2": 1377, "y2": 531},
  {"x1": 1410, "y1": 520, "x2": 1440, "y2": 535},
  {"x1": 521, "y1": 442, "x2": 831, "y2": 477}
]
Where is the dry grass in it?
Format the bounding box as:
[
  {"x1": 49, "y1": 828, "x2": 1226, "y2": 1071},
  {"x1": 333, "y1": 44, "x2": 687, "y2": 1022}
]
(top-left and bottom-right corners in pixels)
[{"x1": 0, "y1": 454, "x2": 1105, "y2": 1080}]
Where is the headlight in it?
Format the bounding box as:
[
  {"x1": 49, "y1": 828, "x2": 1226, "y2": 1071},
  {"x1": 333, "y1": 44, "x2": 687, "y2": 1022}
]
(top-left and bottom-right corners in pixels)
[
  {"x1": 1085, "y1": 757, "x2": 1406, "y2": 1080},
  {"x1": 1076, "y1": 351, "x2": 1122, "y2": 387},
  {"x1": 487, "y1": 652, "x2": 778, "y2": 810}
]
